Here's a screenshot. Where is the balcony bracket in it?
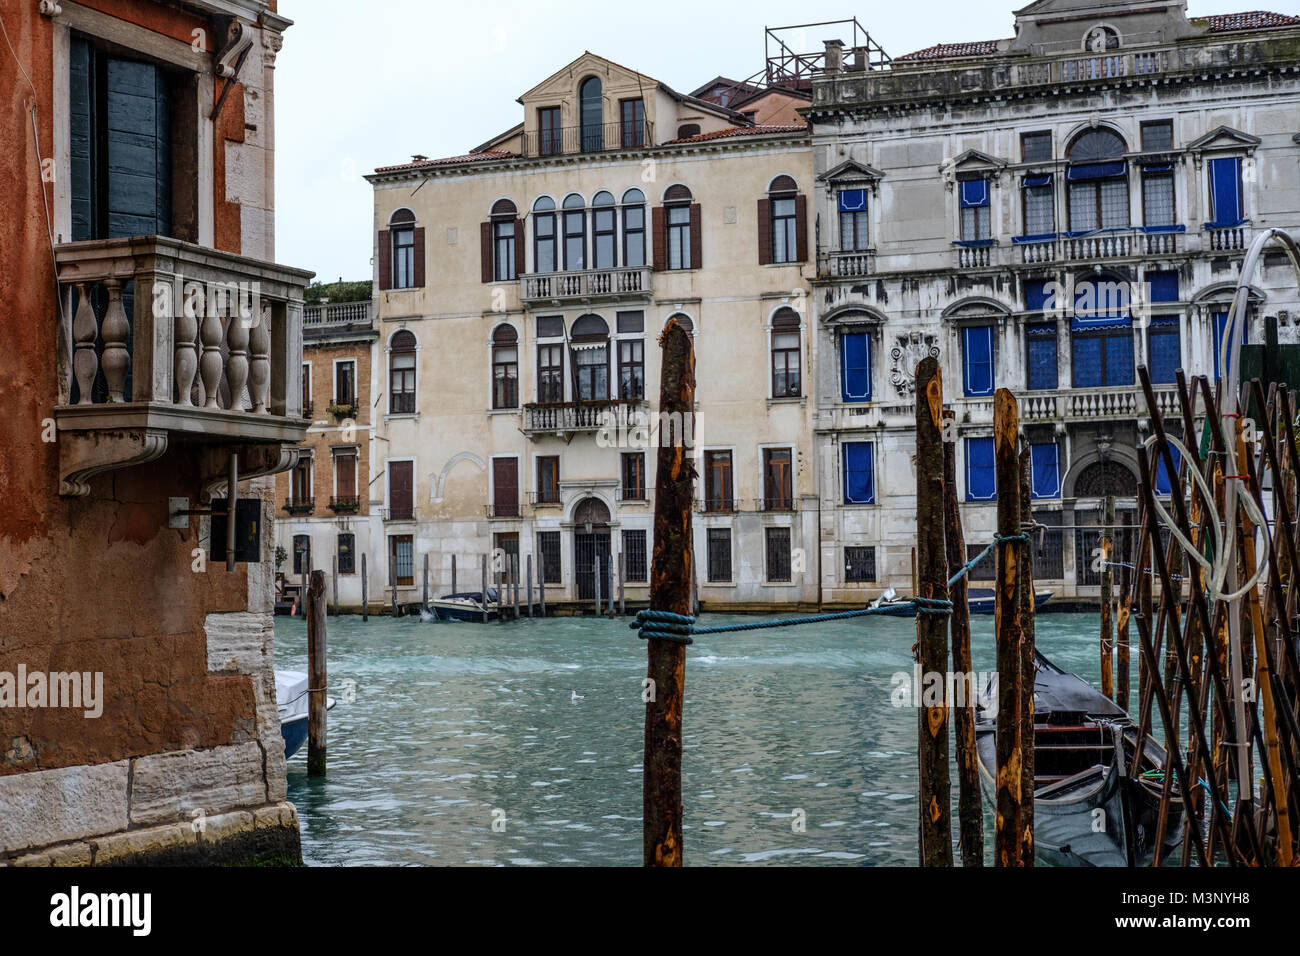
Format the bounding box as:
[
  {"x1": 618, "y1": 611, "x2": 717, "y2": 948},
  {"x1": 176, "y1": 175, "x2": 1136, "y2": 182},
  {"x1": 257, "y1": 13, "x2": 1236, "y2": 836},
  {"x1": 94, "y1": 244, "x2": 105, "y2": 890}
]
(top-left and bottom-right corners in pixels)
[
  {"x1": 57, "y1": 426, "x2": 169, "y2": 497},
  {"x1": 199, "y1": 443, "x2": 301, "y2": 503}
]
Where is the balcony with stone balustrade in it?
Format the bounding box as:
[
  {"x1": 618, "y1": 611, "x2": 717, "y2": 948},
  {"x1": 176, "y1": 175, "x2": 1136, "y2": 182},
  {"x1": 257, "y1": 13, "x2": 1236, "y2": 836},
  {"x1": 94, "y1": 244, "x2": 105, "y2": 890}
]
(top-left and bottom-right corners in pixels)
[
  {"x1": 53, "y1": 236, "x2": 311, "y2": 496},
  {"x1": 519, "y1": 266, "x2": 652, "y2": 306},
  {"x1": 1020, "y1": 385, "x2": 1180, "y2": 424}
]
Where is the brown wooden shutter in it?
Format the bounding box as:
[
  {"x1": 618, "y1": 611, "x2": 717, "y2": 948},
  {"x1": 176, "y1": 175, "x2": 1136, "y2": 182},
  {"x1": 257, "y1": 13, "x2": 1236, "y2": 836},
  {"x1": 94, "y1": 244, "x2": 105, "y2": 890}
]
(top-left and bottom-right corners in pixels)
[
  {"x1": 480, "y1": 221, "x2": 493, "y2": 283},
  {"x1": 514, "y1": 218, "x2": 525, "y2": 278},
  {"x1": 493, "y1": 458, "x2": 518, "y2": 516},
  {"x1": 378, "y1": 229, "x2": 392, "y2": 290},
  {"x1": 689, "y1": 203, "x2": 702, "y2": 270},
  {"x1": 651, "y1": 207, "x2": 667, "y2": 271},
  {"x1": 794, "y1": 195, "x2": 808, "y2": 262},
  {"x1": 390, "y1": 460, "x2": 413, "y2": 519},
  {"x1": 412, "y1": 227, "x2": 426, "y2": 287},
  {"x1": 757, "y1": 198, "x2": 772, "y2": 265},
  {"x1": 337, "y1": 452, "x2": 357, "y2": 498}
]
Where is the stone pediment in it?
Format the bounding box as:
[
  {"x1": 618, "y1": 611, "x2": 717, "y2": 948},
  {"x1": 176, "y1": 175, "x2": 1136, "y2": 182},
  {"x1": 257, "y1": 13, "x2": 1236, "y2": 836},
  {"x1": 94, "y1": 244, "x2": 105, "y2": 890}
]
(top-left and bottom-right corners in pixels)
[
  {"x1": 819, "y1": 159, "x2": 885, "y2": 183},
  {"x1": 951, "y1": 149, "x2": 1008, "y2": 171},
  {"x1": 1187, "y1": 125, "x2": 1262, "y2": 153}
]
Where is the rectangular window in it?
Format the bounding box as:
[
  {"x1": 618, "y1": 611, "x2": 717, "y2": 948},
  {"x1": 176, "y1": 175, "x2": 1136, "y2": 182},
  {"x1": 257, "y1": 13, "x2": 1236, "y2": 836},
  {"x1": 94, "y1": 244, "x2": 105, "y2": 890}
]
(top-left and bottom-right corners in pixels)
[
  {"x1": 534, "y1": 211, "x2": 556, "y2": 273},
  {"x1": 959, "y1": 179, "x2": 990, "y2": 241},
  {"x1": 1023, "y1": 178, "x2": 1055, "y2": 235},
  {"x1": 771, "y1": 330, "x2": 801, "y2": 397},
  {"x1": 616, "y1": 310, "x2": 644, "y2": 334},
  {"x1": 291, "y1": 457, "x2": 312, "y2": 504},
  {"x1": 493, "y1": 219, "x2": 516, "y2": 280},
  {"x1": 538, "y1": 107, "x2": 562, "y2": 156},
  {"x1": 1141, "y1": 120, "x2": 1173, "y2": 152},
  {"x1": 538, "y1": 343, "x2": 564, "y2": 403},
  {"x1": 844, "y1": 546, "x2": 876, "y2": 583},
  {"x1": 962, "y1": 325, "x2": 994, "y2": 397},
  {"x1": 620, "y1": 98, "x2": 645, "y2": 148},
  {"x1": 393, "y1": 228, "x2": 415, "y2": 289},
  {"x1": 493, "y1": 343, "x2": 518, "y2": 409},
  {"x1": 1208, "y1": 157, "x2": 1243, "y2": 226},
  {"x1": 1026, "y1": 324, "x2": 1058, "y2": 391},
  {"x1": 621, "y1": 452, "x2": 645, "y2": 501},
  {"x1": 574, "y1": 345, "x2": 608, "y2": 400},
  {"x1": 536, "y1": 456, "x2": 559, "y2": 504},
  {"x1": 388, "y1": 460, "x2": 413, "y2": 519},
  {"x1": 1071, "y1": 331, "x2": 1134, "y2": 388},
  {"x1": 707, "y1": 528, "x2": 732, "y2": 582},
  {"x1": 965, "y1": 437, "x2": 996, "y2": 502},
  {"x1": 765, "y1": 527, "x2": 792, "y2": 582},
  {"x1": 1069, "y1": 175, "x2": 1130, "y2": 231},
  {"x1": 623, "y1": 204, "x2": 645, "y2": 267},
  {"x1": 492, "y1": 457, "x2": 519, "y2": 518},
  {"x1": 390, "y1": 349, "x2": 416, "y2": 414},
  {"x1": 1143, "y1": 170, "x2": 1175, "y2": 227},
  {"x1": 838, "y1": 189, "x2": 868, "y2": 251},
  {"x1": 667, "y1": 205, "x2": 691, "y2": 270},
  {"x1": 564, "y1": 208, "x2": 585, "y2": 270},
  {"x1": 494, "y1": 532, "x2": 520, "y2": 572},
  {"x1": 842, "y1": 442, "x2": 875, "y2": 505},
  {"x1": 537, "y1": 314, "x2": 564, "y2": 338},
  {"x1": 539, "y1": 530, "x2": 562, "y2": 584},
  {"x1": 334, "y1": 448, "x2": 358, "y2": 500},
  {"x1": 704, "y1": 451, "x2": 733, "y2": 512},
  {"x1": 337, "y1": 533, "x2": 355, "y2": 574},
  {"x1": 772, "y1": 196, "x2": 798, "y2": 263},
  {"x1": 1022, "y1": 131, "x2": 1053, "y2": 162},
  {"x1": 840, "y1": 330, "x2": 871, "y2": 402},
  {"x1": 623, "y1": 529, "x2": 648, "y2": 582},
  {"x1": 1149, "y1": 318, "x2": 1180, "y2": 385},
  {"x1": 302, "y1": 362, "x2": 311, "y2": 414},
  {"x1": 334, "y1": 361, "x2": 355, "y2": 407},
  {"x1": 618, "y1": 339, "x2": 644, "y2": 399},
  {"x1": 593, "y1": 205, "x2": 616, "y2": 270},
  {"x1": 1029, "y1": 443, "x2": 1061, "y2": 499},
  {"x1": 293, "y1": 534, "x2": 311, "y2": 575},
  {"x1": 390, "y1": 534, "x2": 414, "y2": 586},
  {"x1": 763, "y1": 448, "x2": 793, "y2": 510}
]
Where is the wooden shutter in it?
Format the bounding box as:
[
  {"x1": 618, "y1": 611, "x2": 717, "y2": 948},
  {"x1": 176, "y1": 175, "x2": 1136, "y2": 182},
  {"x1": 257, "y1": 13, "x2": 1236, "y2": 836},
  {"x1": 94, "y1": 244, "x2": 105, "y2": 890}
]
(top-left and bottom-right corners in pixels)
[
  {"x1": 493, "y1": 458, "x2": 518, "y2": 516},
  {"x1": 412, "y1": 227, "x2": 426, "y2": 287},
  {"x1": 794, "y1": 195, "x2": 808, "y2": 262},
  {"x1": 689, "y1": 203, "x2": 702, "y2": 270},
  {"x1": 337, "y1": 452, "x2": 357, "y2": 497},
  {"x1": 514, "y1": 218, "x2": 526, "y2": 277},
  {"x1": 480, "y1": 221, "x2": 493, "y2": 283},
  {"x1": 378, "y1": 230, "x2": 392, "y2": 291},
  {"x1": 651, "y1": 206, "x2": 667, "y2": 271},
  {"x1": 390, "y1": 460, "x2": 413, "y2": 518},
  {"x1": 106, "y1": 58, "x2": 171, "y2": 238},
  {"x1": 757, "y1": 198, "x2": 773, "y2": 265}
]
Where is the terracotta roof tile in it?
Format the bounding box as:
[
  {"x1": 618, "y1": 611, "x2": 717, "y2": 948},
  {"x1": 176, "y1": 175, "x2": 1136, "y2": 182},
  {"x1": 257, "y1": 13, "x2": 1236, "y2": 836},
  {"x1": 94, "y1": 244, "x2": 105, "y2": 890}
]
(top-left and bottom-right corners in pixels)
[
  {"x1": 663, "y1": 123, "x2": 806, "y2": 145},
  {"x1": 895, "y1": 40, "x2": 1003, "y2": 62},
  {"x1": 374, "y1": 150, "x2": 515, "y2": 173},
  {"x1": 1195, "y1": 10, "x2": 1300, "y2": 32}
]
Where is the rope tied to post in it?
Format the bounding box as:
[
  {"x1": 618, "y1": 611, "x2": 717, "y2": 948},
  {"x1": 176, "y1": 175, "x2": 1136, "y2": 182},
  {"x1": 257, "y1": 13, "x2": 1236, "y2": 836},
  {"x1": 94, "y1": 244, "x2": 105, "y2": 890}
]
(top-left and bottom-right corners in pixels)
[{"x1": 629, "y1": 597, "x2": 956, "y2": 642}]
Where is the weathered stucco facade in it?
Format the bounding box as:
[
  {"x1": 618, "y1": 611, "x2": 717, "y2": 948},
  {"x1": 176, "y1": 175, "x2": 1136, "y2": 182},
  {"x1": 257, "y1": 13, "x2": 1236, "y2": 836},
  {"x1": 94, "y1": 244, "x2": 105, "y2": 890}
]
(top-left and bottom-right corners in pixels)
[
  {"x1": 1, "y1": 0, "x2": 307, "y2": 865},
  {"x1": 806, "y1": 0, "x2": 1300, "y2": 601}
]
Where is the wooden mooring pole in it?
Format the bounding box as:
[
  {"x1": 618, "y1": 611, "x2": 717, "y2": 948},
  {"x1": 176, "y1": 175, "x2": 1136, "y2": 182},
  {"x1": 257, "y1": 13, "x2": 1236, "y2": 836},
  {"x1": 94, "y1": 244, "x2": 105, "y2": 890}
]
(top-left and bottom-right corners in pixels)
[
  {"x1": 307, "y1": 569, "x2": 327, "y2": 777},
  {"x1": 1017, "y1": 445, "x2": 1036, "y2": 851},
  {"x1": 451, "y1": 554, "x2": 457, "y2": 597},
  {"x1": 423, "y1": 552, "x2": 429, "y2": 609},
  {"x1": 526, "y1": 553, "x2": 534, "y2": 618},
  {"x1": 915, "y1": 358, "x2": 952, "y2": 867},
  {"x1": 643, "y1": 319, "x2": 695, "y2": 867},
  {"x1": 993, "y1": 388, "x2": 1030, "y2": 866},
  {"x1": 332, "y1": 555, "x2": 339, "y2": 616},
  {"x1": 1116, "y1": 512, "x2": 1133, "y2": 711},
  {"x1": 361, "y1": 552, "x2": 368, "y2": 622},
  {"x1": 1100, "y1": 495, "x2": 1115, "y2": 699},
  {"x1": 943, "y1": 409, "x2": 981, "y2": 866},
  {"x1": 481, "y1": 555, "x2": 488, "y2": 624}
]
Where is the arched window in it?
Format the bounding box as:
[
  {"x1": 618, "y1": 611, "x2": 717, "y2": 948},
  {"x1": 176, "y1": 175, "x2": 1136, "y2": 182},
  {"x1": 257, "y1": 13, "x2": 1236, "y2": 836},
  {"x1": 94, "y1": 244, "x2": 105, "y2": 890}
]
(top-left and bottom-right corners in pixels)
[
  {"x1": 591, "y1": 191, "x2": 617, "y2": 270},
  {"x1": 770, "y1": 308, "x2": 801, "y2": 398},
  {"x1": 389, "y1": 330, "x2": 417, "y2": 414},
  {"x1": 563, "y1": 193, "x2": 586, "y2": 270},
  {"x1": 492, "y1": 325, "x2": 519, "y2": 409},
  {"x1": 488, "y1": 199, "x2": 518, "y2": 282},
  {"x1": 386, "y1": 208, "x2": 420, "y2": 290},
  {"x1": 760, "y1": 176, "x2": 806, "y2": 265},
  {"x1": 1067, "y1": 129, "x2": 1129, "y2": 231},
  {"x1": 579, "y1": 76, "x2": 603, "y2": 152},
  {"x1": 658, "y1": 185, "x2": 697, "y2": 271},
  {"x1": 667, "y1": 313, "x2": 693, "y2": 333},
  {"x1": 533, "y1": 197, "x2": 557, "y2": 273},
  {"x1": 571, "y1": 314, "x2": 609, "y2": 401},
  {"x1": 622, "y1": 189, "x2": 646, "y2": 267}
]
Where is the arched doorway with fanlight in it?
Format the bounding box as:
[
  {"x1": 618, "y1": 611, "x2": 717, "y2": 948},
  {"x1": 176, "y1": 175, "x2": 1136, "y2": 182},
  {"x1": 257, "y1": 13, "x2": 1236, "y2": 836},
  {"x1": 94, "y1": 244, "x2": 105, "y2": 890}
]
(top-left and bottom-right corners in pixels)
[
  {"x1": 572, "y1": 497, "x2": 612, "y2": 602},
  {"x1": 1068, "y1": 457, "x2": 1140, "y2": 589}
]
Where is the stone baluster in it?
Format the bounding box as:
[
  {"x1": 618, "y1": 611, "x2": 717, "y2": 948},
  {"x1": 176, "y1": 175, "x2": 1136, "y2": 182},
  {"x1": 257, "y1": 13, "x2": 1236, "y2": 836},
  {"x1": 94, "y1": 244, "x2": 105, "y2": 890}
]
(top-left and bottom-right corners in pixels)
[
  {"x1": 248, "y1": 303, "x2": 271, "y2": 414},
  {"x1": 226, "y1": 299, "x2": 251, "y2": 412},
  {"x1": 199, "y1": 300, "x2": 224, "y2": 409},
  {"x1": 100, "y1": 278, "x2": 131, "y2": 402},
  {"x1": 174, "y1": 281, "x2": 201, "y2": 406},
  {"x1": 73, "y1": 283, "x2": 100, "y2": 405}
]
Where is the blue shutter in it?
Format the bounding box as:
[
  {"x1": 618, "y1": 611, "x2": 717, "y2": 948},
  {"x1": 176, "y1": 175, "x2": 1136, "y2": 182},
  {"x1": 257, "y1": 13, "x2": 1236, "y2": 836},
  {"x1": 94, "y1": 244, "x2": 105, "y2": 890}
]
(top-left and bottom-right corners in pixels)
[
  {"x1": 965, "y1": 437, "x2": 997, "y2": 502},
  {"x1": 960, "y1": 179, "x2": 989, "y2": 207},
  {"x1": 840, "y1": 331, "x2": 871, "y2": 402},
  {"x1": 1026, "y1": 325, "x2": 1058, "y2": 391},
  {"x1": 1155, "y1": 444, "x2": 1181, "y2": 496},
  {"x1": 1148, "y1": 322, "x2": 1180, "y2": 384},
  {"x1": 1208, "y1": 157, "x2": 1243, "y2": 226},
  {"x1": 1212, "y1": 311, "x2": 1248, "y2": 381},
  {"x1": 1147, "y1": 271, "x2": 1179, "y2": 303},
  {"x1": 1030, "y1": 444, "x2": 1060, "y2": 499},
  {"x1": 1072, "y1": 335, "x2": 1103, "y2": 388},
  {"x1": 70, "y1": 37, "x2": 94, "y2": 242},
  {"x1": 1024, "y1": 278, "x2": 1058, "y2": 312},
  {"x1": 843, "y1": 442, "x2": 875, "y2": 504},
  {"x1": 106, "y1": 58, "x2": 171, "y2": 238},
  {"x1": 838, "y1": 189, "x2": 866, "y2": 212},
  {"x1": 1105, "y1": 332, "x2": 1135, "y2": 386},
  {"x1": 963, "y1": 325, "x2": 994, "y2": 397},
  {"x1": 1067, "y1": 161, "x2": 1127, "y2": 181}
]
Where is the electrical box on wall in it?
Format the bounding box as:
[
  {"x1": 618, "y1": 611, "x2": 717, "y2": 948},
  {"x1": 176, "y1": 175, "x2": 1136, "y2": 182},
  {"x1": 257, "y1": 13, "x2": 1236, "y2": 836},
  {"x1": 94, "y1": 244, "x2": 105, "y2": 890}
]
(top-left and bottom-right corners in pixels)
[{"x1": 209, "y1": 498, "x2": 263, "y2": 564}]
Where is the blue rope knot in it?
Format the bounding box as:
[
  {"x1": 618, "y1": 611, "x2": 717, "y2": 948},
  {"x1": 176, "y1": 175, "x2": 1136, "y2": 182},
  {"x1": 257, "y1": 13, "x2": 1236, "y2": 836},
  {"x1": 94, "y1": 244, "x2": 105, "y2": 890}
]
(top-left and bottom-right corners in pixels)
[
  {"x1": 995, "y1": 532, "x2": 1030, "y2": 543},
  {"x1": 630, "y1": 609, "x2": 696, "y2": 645}
]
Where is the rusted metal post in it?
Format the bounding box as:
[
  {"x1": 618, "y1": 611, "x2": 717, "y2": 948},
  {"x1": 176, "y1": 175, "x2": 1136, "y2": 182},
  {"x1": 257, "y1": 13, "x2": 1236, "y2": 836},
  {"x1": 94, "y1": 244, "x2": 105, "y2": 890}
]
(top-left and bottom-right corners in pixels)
[
  {"x1": 361, "y1": 552, "x2": 368, "y2": 622},
  {"x1": 915, "y1": 357, "x2": 952, "y2": 867},
  {"x1": 994, "y1": 388, "x2": 1029, "y2": 866},
  {"x1": 1101, "y1": 495, "x2": 1115, "y2": 699},
  {"x1": 307, "y1": 569, "x2": 327, "y2": 777},
  {"x1": 643, "y1": 319, "x2": 695, "y2": 867},
  {"x1": 943, "y1": 409, "x2": 982, "y2": 866}
]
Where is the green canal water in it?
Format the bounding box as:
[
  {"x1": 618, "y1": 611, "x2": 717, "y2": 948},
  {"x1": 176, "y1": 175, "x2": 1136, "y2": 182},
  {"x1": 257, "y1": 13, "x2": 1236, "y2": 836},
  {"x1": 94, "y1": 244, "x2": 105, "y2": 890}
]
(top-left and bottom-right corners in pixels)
[{"x1": 277, "y1": 610, "x2": 1125, "y2": 866}]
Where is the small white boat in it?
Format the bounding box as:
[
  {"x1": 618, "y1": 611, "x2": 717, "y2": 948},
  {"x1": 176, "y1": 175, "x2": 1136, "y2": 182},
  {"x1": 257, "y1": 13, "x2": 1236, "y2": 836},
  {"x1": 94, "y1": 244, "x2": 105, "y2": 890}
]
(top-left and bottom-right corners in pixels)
[
  {"x1": 275, "y1": 670, "x2": 335, "y2": 759},
  {"x1": 426, "y1": 589, "x2": 501, "y2": 622}
]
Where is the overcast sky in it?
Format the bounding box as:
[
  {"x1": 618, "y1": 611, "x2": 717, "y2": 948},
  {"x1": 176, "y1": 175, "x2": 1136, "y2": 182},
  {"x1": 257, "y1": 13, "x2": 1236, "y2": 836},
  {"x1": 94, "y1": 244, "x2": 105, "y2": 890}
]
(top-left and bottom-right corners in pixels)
[{"x1": 274, "y1": 0, "x2": 1278, "y2": 285}]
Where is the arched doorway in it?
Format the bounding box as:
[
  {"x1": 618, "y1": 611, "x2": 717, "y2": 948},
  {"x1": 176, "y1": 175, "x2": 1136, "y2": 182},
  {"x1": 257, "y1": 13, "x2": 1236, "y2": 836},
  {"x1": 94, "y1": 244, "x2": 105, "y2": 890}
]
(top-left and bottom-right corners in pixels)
[
  {"x1": 573, "y1": 497, "x2": 611, "y2": 601},
  {"x1": 1074, "y1": 461, "x2": 1137, "y2": 497},
  {"x1": 1072, "y1": 460, "x2": 1138, "y2": 587}
]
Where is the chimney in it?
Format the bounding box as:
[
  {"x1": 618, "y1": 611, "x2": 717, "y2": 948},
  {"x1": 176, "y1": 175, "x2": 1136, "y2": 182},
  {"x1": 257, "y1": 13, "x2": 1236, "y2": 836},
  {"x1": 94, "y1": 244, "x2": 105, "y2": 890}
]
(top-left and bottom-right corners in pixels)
[
  {"x1": 823, "y1": 39, "x2": 844, "y2": 74},
  {"x1": 852, "y1": 46, "x2": 868, "y2": 71}
]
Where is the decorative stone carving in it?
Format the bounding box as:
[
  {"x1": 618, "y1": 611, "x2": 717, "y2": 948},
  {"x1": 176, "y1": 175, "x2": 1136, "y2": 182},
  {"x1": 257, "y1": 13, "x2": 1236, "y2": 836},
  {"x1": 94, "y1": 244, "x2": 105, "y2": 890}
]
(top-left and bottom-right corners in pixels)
[{"x1": 889, "y1": 331, "x2": 941, "y2": 397}]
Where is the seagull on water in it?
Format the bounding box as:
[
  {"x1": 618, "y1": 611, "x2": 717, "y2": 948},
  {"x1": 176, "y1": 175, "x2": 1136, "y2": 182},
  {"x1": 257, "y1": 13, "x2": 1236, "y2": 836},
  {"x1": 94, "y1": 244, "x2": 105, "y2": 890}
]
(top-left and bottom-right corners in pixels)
[{"x1": 571, "y1": 690, "x2": 584, "y2": 702}]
